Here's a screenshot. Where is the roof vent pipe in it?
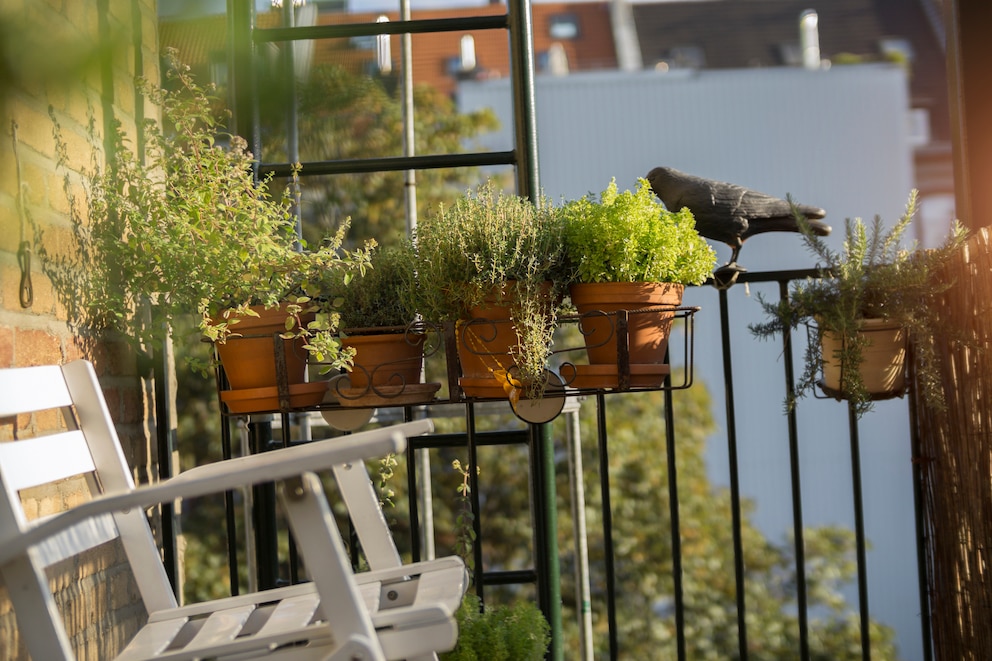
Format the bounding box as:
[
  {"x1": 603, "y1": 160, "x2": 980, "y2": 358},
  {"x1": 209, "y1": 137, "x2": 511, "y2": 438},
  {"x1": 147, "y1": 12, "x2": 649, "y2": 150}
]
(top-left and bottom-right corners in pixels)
[
  {"x1": 611, "y1": 0, "x2": 643, "y2": 71},
  {"x1": 800, "y1": 9, "x2": 821, "y2": 70},
  {"x1": 376, "y1": 16, "x2": 392, "y2": 74},
  {"x1": 548, "y1": 43, "x2": 569, "y2": 75},
  {"x1": 460, "y1": 35, "x2": 477, "y2": 72}
]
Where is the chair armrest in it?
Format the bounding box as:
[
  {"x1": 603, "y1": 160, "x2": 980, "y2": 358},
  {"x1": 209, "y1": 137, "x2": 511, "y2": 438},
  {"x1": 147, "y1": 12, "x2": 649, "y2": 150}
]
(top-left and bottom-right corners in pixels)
[
  {"x1": 353, "y1": 556, "x2": 466, "y2": 583},
  {"x1": 0, "y1": 419, "x2": 432, "y2": 565}
]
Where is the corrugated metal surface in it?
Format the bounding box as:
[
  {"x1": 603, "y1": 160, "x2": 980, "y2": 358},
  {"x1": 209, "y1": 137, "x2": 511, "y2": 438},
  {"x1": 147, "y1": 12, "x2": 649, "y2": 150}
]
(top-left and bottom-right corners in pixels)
[{"x1": 461, "y1": 65, "x2": 912, "y2": 267}]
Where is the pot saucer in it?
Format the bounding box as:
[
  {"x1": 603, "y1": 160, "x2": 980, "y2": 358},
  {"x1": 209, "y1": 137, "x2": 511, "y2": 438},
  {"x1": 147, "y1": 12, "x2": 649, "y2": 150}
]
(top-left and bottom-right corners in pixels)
[
  {"x1": 562, "y1": 363, "x2": 671, "y2": 390},
  {"x1": 220, "y1": 381, "x2": 329, "y2": 414},
  {"x1": 509, "y1": 371, "x2": 566, "y2": 424}
]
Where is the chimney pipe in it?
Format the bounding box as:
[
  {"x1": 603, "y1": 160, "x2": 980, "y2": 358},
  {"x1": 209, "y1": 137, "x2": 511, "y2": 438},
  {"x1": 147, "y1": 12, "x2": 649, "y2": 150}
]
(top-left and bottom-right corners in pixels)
[
  {"x1": 800, "y1": 9, "x2": 821, "y2": 70},
  {"x1": 376, "y1": 16, "x2": 392, "y2": 74}
]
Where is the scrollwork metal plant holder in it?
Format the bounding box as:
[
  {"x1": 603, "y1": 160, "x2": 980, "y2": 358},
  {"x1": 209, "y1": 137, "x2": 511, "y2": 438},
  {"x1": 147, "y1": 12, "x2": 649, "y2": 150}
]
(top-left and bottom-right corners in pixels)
[
  {"x1": 555, "y1": 305, "x2": 699, "y2": 393},
  {"x1": 329, "y1": 319, "x2": 443, "y2": 406},
  {"x1": 219, "y1": 307, "x2": 700, "y2": 425}
]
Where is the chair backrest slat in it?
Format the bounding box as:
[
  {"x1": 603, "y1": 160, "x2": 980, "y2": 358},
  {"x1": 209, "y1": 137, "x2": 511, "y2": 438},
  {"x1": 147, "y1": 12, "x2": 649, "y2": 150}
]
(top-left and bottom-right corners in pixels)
[
  {"x1": 0, "y1": 364, "x2": 73, "y2": 416},
  {"x1": 0, "y1": 431, "x2": 95, "y2": 493},
  {"x1": 0, "y1": 360, "x2": 179, "y2": 650},
  {"x1": 332, "y1": 462, "x2": 402, "y2": 571}
]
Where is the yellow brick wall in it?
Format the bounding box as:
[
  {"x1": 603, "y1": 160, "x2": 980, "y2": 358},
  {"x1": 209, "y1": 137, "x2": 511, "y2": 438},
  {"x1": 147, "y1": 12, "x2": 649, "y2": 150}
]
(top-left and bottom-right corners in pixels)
[{"x1": 0, "y1": 1, "x2": 162, "y2": 658}]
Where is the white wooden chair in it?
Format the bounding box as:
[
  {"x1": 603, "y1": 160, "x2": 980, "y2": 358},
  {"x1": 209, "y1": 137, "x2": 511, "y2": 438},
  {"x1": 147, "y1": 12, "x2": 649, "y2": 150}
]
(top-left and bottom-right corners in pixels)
[{"x1": 0, "y1": 360, "x2": 460, "y2": 660}]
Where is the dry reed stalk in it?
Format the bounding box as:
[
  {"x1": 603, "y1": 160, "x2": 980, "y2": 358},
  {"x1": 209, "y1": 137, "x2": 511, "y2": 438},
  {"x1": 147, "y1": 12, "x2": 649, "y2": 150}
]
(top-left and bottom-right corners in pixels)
[{"x1": 913, "y1": 227, "x2": 992, "y2": 660}]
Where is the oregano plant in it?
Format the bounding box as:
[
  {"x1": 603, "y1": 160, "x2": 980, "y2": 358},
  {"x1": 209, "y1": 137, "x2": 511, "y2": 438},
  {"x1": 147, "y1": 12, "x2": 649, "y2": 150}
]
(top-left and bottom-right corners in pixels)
[{"x1": 42, "y1": 48, "x2": 372, "y2": 373}]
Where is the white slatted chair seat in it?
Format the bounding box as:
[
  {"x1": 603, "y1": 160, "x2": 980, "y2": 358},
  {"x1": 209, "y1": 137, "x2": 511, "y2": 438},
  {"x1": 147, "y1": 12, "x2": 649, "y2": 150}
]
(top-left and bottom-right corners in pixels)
[
  {"x1": 119, "y1": 596, "x2": 333, "y2": 661},
  {"x1": 0, "y1": 360, "x2": 461, "y2": 661}
]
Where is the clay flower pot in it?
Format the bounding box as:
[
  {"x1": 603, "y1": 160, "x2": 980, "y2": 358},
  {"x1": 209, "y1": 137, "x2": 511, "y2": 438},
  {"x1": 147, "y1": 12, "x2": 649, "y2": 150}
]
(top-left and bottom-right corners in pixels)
[
  {"x1": 820, "y1": 318, "x2": 907, "y2": 398},
  {"x1": 455, "y1": 282, "x2": 559, "y2": 400},
  {"x1": 215, "y1": 303, "x2": 328, "y2": 413},
  {"x1": 566, "y1": 281, "x2": 684, "y2": 388},
  {"x1": 331, "y1": 328, "x2": 440, "y2": 407},
  {"x1": 457, "y1": 302, "x2": 520, "y2": 399},
  {"x1": 214, "y1": 303, "x2": 311, "y2": 390}
]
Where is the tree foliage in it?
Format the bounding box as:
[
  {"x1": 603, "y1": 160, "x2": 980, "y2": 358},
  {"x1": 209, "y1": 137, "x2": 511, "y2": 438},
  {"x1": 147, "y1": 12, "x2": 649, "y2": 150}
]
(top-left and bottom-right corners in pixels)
[{"x1": 260, "y1": 63, "x2": 500, "y2": 248}]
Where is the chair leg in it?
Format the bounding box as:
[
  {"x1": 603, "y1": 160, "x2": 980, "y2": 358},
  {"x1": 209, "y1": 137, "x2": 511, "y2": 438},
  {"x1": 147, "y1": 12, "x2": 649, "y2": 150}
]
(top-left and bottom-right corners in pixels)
[
  {"x1": 278, "y1": 474, "x2": 385, "y2": 661},
  {"x1": 2, "y1": 557, "x2": 76, "y2": 659}
]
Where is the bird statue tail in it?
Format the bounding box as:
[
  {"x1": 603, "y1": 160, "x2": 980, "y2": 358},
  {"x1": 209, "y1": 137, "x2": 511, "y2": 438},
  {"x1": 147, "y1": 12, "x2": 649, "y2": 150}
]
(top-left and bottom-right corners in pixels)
[{"x1": 757, "y1": 210, "x2": 830, "y2": 238}]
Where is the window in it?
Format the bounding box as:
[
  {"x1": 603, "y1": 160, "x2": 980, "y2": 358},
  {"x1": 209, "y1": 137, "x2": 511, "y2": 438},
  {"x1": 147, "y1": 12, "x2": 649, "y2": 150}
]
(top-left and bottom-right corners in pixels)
[{"x1": 548, "y1": 14, "x2": 579, "y2": 40}]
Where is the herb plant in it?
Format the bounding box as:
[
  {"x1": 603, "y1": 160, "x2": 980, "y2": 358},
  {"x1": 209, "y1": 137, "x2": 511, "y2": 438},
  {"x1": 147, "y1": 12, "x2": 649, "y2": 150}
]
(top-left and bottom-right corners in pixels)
[
  {"x1": 560, "y1": 178, "x2": 715, "y2": 285},
  {"x1": 445, "y1": 459, "x2": 549, "y2": 661},
  {"x1": 414, "y1": 181, "x2": 568, "y2": 318},
  {"x1": 749, "y1": 190, "x2": 967, "y2": 415},
  {"x1": 414, "y1": 181, "x2": 568, "y2": 396},
  {"x1": 439, "y1": 594, "x2": 551, "y2": 661},
  {"x1": 45, "y1": 49, "x2": 371, "y2": 373},
  {"x1": 328, "y1": 240, "x2": 419, "y2": 330}
]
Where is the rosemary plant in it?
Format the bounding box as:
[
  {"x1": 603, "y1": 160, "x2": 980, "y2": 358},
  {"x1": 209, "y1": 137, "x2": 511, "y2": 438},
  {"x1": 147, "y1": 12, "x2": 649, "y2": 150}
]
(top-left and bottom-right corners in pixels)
[{"x1": 749, "y1": 190, "x2": 967, "y2": 415}]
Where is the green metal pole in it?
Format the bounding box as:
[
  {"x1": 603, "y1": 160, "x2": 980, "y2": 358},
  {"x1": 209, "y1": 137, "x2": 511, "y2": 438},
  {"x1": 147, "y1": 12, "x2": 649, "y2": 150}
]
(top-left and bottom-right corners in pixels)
[{"x1": 507, "y1": 0, "x2": 540, "y2": 199}]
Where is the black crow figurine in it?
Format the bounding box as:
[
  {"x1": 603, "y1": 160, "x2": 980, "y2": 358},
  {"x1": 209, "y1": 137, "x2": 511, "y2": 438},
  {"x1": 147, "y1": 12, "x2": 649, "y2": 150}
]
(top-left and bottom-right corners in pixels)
[{"x1": 647, "y1": 166, "x2": 830, "y2": 287}]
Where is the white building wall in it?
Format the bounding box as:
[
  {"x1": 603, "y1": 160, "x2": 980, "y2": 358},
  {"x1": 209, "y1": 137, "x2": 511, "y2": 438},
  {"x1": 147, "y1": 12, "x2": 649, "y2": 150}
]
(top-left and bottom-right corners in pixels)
[{"x1": 460, "y1": 63, "x2": 926, "y2": 661}]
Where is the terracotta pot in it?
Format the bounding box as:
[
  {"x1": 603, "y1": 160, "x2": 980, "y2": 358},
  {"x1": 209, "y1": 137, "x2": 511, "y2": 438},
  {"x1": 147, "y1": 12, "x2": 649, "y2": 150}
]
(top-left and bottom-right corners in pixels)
[
  {"x1": 564, "y1": 281, "x2": 683, "y2": 389},
  {"x1": 457, "y1": 302, "x2": 519, "y2": 398},
  {"x1": 456, "y1": 282, "x2": 556, "y2": 399},
  {"x1": 341, "y1": 330, "x2": 426, "y2": 390},
  {"x1": 214, "y1": 303, "x2": 312, "y2": 392},
  {"x1": 569, "y1": 281, "x2": 684, "y2": 366},
  {"x1": 820, "y1": 318, "x2": 907, "y2": 396}
]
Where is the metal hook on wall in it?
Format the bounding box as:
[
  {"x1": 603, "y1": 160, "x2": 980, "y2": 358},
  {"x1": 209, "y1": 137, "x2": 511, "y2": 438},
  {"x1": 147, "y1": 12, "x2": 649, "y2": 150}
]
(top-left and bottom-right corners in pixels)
[{"x1": 18, "y1": 240, "x2": 33, "y2": 308}]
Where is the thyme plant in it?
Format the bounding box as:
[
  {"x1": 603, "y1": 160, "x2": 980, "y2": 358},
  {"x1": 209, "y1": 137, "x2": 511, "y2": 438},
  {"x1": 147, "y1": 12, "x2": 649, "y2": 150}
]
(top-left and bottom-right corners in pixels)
[{"x1": 414, "y1": 182, "x2": 569, "y2": 397}]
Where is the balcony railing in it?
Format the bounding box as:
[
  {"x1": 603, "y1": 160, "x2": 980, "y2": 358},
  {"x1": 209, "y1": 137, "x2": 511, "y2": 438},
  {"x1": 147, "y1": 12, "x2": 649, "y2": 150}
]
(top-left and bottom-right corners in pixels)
[{"x1": 205, "y1": 266, "x2": 930, "y2": 661}]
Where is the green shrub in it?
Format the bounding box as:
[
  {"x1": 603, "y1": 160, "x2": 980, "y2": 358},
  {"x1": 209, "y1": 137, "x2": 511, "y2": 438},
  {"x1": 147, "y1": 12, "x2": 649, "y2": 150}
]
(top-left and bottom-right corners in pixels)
[{"x1": 441, "y1": 594, "x2": 551, "y2": 661}]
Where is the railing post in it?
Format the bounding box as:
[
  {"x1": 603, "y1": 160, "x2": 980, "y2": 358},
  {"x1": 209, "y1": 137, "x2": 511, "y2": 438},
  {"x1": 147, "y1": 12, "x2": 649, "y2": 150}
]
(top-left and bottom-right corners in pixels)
[
  {"x1": 848, "y1": 403, "x2": 872, "y2": 661},
  {"x1": 595, "y1": 393, "x2": 620, "y2": 658},
  {"x1": 779, "y1": 280, "x2": 811, "y2": 659},
  {"x1": 507, "y1": 0, "x2": 539, "y2": 198},
  {"x1": 534, "y1": 422, "x2": 563, "y2": 660},
  {"x1": 663, "y1": 366, "x2": 687, "y2": 661},
  {"x1": 718, "y1": 287, "x2": 749, "y2": 659}
]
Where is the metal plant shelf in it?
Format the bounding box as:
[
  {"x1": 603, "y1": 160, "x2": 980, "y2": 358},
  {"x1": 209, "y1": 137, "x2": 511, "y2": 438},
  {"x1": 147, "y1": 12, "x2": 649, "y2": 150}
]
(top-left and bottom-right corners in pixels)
[{"x1": 214, "y1": 305, "x2": 700, "y2": 424}]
